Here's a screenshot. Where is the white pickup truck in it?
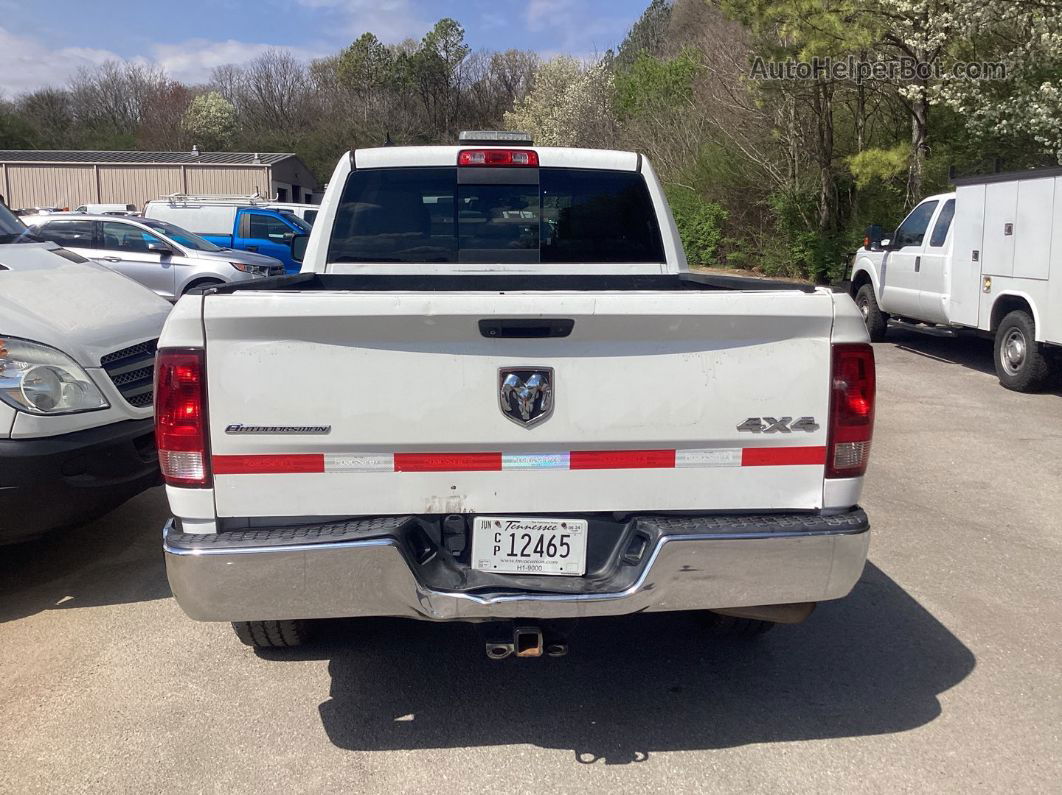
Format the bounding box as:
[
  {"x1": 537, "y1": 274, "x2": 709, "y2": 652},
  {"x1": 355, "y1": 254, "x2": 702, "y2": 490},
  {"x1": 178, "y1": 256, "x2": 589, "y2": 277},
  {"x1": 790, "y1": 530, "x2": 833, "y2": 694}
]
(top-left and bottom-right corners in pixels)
[
  {"x1": 849, "y1": 166, "x2": 1062, "y2": 391},
  {"x1": 159, "y1": 132, "x2": 876, "y2": 654}
]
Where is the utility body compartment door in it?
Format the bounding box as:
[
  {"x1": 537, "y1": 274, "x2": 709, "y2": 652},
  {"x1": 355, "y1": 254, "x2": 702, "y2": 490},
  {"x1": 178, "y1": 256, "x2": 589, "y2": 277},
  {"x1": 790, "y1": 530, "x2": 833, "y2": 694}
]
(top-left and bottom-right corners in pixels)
[{"x1": 201, "y1": 289, "x2": 836, "y2": 519}]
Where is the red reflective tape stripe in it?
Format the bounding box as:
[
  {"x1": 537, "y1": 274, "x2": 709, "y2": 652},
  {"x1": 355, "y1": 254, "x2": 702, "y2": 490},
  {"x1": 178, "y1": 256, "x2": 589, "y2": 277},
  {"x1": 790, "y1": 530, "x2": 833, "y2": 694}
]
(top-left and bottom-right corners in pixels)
[
  {"x1": 569, "y1": 449, "x2": 676, "y2": 469},
  {"x1": 212, "y1": 447, "x2": 827, "y2": 474},
  {"x1": 213, "y1": 454, "x2": 325, "y2": 474},
  {"x1": 393, "y1": 452, "x2": 503, "y2": 472},
  {"x1": 741, "y1": 446, "x2": 826, "y2": 467}
]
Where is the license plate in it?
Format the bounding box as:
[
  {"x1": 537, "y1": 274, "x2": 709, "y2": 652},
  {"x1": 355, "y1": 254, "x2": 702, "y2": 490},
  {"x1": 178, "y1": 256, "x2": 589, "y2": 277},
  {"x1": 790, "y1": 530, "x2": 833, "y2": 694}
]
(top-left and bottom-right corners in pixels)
[{"x1": 471, "y1": 516, "x2": 587, "y2": 576}]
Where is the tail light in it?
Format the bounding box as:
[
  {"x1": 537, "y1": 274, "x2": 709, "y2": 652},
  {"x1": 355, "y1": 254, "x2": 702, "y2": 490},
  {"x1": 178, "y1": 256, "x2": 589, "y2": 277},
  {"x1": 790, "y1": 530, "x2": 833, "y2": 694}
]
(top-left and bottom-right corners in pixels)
[
  {"x1": 458, "y1": 149, "x2": 538, "y2": 167},
  {"x1": 155, "y1": 348, "x2": 210, "y2": 487},
  {"x1": 827, "y1": 343, "x2": 875, "y2": 478}
]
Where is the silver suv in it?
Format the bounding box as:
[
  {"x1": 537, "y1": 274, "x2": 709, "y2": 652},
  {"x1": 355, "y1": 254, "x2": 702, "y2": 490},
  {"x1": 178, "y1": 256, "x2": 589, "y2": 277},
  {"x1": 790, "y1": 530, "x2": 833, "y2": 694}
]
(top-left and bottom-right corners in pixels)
[{"x1": 22, "y1": 214, "x2": 286, "y2": 301}]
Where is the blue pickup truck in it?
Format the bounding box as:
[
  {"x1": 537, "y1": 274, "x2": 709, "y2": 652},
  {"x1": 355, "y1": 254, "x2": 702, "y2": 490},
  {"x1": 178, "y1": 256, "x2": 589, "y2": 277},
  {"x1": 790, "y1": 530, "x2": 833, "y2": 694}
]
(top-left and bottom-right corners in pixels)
[{"x1": 143, "y1": 200, "x2": 311, "y2": 273}]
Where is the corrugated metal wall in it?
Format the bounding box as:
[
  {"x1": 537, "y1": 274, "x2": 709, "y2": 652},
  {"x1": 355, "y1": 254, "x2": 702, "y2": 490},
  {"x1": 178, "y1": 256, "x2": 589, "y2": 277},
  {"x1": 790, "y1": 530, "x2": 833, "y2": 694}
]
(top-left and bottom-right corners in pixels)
[
  {"x1": 0, "y1": 162, "x2": 272, "y2": 210},
  {"x1": 185, "y1": 167, "x2": 270, "y2": 197},
  {"x1": 3, "y1": 164, "x2": 96, "y2": 209},
  {"x1": 99, "y1": 166, "x2": 183, "y2": 205}
]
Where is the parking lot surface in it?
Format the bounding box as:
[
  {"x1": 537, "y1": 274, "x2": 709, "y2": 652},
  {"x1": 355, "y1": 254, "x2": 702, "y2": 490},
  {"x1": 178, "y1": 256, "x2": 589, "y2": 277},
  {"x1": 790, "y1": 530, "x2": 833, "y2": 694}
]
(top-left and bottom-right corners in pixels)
[{"x1": 1, "y1": 329, "x2": 1060, "y2": 793}]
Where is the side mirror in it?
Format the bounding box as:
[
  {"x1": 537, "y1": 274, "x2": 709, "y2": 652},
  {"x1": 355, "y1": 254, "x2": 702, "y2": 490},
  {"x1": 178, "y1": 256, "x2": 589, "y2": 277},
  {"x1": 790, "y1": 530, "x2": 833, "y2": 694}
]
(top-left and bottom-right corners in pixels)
[
  {"x1": 863, "y1": 224, "x2": 884, "y2": 251},
  {"x1": 147, "y1": 241, "x2": 173, "y2": 255},
  {"x1": 291, "y1": 233, "x2": 309, "y2": 263},
  {"x1": 880, "y1": 238, "x2": 892, "y2": 249}
]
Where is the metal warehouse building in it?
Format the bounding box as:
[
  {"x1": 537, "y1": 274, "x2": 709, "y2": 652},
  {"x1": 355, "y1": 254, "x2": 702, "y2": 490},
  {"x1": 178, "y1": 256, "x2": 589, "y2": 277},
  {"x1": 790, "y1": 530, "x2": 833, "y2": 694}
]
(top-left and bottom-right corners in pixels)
[{"x1": 0, "y1": 150, "x2": 320, "y2": 211}]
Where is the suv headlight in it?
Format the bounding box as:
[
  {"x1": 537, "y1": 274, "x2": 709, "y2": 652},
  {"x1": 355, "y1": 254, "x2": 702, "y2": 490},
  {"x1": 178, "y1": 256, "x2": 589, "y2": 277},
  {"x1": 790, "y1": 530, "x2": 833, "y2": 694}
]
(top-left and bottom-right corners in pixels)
[
  {"x1": 230, "y1": 261, "x2": 267, "y2": 276},
  {"x1": 0, "y1": 337, "x2": 109, "y2": 414}
]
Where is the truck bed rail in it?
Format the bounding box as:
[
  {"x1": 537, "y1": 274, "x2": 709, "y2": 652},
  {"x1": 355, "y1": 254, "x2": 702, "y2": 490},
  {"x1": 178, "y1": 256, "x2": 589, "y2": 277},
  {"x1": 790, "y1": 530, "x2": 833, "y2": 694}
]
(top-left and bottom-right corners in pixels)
[{"x1": 198, "y1": 272, "x2": 818, "y2": 295}]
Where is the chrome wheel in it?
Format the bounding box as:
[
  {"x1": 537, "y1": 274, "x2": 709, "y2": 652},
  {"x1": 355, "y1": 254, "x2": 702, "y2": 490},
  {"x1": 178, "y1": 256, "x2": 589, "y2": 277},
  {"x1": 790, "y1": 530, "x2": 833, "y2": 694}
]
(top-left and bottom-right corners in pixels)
[
  {"x1": 858, "y1": 297, "x2": 869, "y2": 321},
  {"x1": 1000, "y1": 327, "x2": 1026, "y2": 376}
]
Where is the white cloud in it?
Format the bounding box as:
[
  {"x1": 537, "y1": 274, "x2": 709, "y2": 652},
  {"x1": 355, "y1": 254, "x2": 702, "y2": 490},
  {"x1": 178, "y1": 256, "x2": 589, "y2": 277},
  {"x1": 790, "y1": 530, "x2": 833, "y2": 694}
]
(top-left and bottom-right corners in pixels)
[
  {"x1": 150, "y1": 39, "x2": 325, "y2": 85},
  {"x1": 294, "y1": 0, "x2": 429, "y2": 43},
  {"x1": 0, "y1": 26, "x2": 122, "y2": 96},
  {"x1": 0, "y1": 27, "x2": 327, "y2": 96}
]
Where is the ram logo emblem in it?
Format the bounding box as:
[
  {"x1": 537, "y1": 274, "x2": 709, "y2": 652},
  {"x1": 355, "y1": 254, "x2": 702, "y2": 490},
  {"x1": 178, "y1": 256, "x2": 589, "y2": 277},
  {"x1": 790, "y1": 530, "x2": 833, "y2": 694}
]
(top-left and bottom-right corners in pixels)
[{"x1": 499, "y1": 368, "x2": 554, "y2": 428}]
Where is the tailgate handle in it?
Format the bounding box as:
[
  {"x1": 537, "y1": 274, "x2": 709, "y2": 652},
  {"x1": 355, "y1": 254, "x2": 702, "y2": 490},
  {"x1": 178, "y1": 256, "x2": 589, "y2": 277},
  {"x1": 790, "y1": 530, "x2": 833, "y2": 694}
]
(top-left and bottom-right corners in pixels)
[{"x1": 479, "y1": 319, "x2": 574, "y2": 339}]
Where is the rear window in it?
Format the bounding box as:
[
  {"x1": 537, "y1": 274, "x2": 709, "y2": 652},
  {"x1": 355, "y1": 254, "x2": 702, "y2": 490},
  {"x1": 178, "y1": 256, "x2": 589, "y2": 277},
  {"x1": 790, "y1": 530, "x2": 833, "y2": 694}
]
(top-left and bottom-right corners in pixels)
[
  {"x1": 326, "y1": 167, "x2": 665, "y2": 264},
  {"x1": 35, "y1": 219, "x2": 97, "y2": 248}
]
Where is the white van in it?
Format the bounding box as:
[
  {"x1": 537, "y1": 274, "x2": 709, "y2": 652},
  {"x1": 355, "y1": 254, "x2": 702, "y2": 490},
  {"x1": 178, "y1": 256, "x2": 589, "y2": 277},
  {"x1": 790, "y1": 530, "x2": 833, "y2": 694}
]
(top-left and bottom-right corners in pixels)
[
  {"x1": 74, "y1": 203, "x2": 138, "y2": 215},
  {"x1": 0, "y1": 202, "x2": 171, "y2": 543}
]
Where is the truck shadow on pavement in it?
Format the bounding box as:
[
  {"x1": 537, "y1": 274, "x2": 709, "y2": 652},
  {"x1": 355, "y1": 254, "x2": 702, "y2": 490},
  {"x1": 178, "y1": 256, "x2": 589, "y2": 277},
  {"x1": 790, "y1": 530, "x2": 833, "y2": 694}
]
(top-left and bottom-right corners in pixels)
[
  {"x1": 885, "y1": 328, "x2": 1062, "y2": 394},
  {"x1": 300, "y1": 562, "x2": 975, "y2": 764},
  {"x1": 0, "y1": 488, "x2": 170, "y2": 624}
]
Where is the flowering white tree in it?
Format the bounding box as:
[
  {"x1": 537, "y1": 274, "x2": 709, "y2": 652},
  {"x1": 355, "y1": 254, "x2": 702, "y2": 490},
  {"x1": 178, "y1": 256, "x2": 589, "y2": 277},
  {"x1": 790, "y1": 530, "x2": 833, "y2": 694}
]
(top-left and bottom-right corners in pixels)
[
  {"x1": 931, "y1": 2, "x2": 1062, "y2": 164},
  {"x1": 870, "y1": 0, "x2": 962, "y2": 203},
  {"x1": 182, "y1": 91, "x2": 237, "y2": 151},
  {"x1": 871, "y1": 0, "x2": 1062, "y2": 201},
  {"x1": 503, "y1": 56, "x2": 617, "y2": 147}
]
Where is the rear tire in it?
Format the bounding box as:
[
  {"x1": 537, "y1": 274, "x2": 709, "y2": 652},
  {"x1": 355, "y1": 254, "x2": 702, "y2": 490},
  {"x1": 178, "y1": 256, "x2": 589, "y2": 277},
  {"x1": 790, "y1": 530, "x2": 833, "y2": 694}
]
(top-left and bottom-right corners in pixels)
[
  {"x1": 994, "y1": 310, "x2": 1051, "y2": 392},
  {"x1": 232, "y1": 620, "x2": 308, "y2": 648},
  {"x1": 703, "y1": 612, "x2": 776, "y2": 637},
  {"x1": 855, "y1": 284, "x2": 888, "y2": 342}
]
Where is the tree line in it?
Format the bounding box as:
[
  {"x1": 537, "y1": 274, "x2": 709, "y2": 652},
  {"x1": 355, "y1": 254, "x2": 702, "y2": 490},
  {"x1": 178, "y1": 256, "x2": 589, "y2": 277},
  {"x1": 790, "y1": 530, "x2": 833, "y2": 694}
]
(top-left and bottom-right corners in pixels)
[{"x1": 1, "y1": 2, "x2": 1059, "y2": 282}]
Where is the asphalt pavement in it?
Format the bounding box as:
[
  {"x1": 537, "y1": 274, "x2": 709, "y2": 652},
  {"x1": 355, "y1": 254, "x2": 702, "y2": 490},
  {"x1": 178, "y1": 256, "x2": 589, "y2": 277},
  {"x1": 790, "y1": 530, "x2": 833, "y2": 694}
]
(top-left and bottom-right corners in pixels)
[{"x1": 1, "y1": 328, "x2": 1060, "y2": 793}]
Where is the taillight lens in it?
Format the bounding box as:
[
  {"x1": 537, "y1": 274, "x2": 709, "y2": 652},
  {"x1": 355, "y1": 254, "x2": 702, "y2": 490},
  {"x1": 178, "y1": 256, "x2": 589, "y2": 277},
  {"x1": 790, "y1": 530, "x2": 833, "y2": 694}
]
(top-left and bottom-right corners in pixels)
[
  {"x1": 154, "y1": 348, "x2": 210, "y2": 487},
  {"x1": 827, "y1": 343, "x2": 875, "y2": 478},
  {"x1": 457, "y1": 149, "x2": 539, "y2": 167}
]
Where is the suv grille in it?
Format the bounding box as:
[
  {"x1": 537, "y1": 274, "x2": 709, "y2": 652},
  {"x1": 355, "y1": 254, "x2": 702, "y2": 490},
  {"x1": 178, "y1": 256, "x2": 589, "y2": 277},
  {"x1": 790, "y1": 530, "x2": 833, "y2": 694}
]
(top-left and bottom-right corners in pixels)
[{"x1": 101, "y1": 339, "x2": 158, "y2": 408}]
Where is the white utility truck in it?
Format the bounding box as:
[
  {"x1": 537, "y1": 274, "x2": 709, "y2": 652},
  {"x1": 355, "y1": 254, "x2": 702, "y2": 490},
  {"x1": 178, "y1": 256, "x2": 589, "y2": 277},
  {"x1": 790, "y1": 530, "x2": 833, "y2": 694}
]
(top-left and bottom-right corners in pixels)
[
  {"x1": 849, "y1": 166, "x2": 1062, "y2": 391},
  {"x1": 158, "y1": 132, "x2": 876, "y2": 654}
]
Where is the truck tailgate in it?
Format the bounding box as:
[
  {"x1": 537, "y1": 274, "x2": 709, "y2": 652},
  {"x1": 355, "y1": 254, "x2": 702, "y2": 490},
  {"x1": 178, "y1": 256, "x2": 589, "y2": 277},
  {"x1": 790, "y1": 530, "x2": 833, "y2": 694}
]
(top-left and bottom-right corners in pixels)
[{"x1": 202, "y1": 289, "x2": 835, "y2": 517}]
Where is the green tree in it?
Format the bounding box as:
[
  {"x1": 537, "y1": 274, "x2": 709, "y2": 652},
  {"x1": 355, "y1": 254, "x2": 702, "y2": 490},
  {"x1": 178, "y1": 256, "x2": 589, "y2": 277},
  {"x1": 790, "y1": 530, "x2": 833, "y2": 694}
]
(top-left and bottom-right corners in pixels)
[
  {"x1": 402, "y1": 18, "x2": 471, "y2": 137},
  {"x1": 615, "y1": 50, "x2": 698, "y2": 119},
  {"x1": 665, "y1": 185, "x2": 727, "y2": 266},
  {"x1": 336, "y1": 33, "x2": 395, "y2": 124},
  {"x1": 615, "y1": 0, "x2": 673, "y2": 68},
  {"x1": 0, "y1": 103, "x2": 33, "y2": 148}
]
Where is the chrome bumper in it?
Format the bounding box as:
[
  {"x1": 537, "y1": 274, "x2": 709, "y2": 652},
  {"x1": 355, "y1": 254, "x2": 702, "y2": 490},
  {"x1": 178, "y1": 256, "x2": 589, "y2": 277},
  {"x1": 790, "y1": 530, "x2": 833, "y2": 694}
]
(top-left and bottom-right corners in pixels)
[{"x1": 163, "y1": 513, "x2": 869, "y2": 622}]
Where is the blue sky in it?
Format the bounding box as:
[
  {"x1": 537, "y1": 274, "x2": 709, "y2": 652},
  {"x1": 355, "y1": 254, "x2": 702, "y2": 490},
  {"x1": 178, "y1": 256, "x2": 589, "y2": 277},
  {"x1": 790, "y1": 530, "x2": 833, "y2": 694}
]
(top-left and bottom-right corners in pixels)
[{"x1": 0, "y1": 0, "x2": 647, "y2": 95}]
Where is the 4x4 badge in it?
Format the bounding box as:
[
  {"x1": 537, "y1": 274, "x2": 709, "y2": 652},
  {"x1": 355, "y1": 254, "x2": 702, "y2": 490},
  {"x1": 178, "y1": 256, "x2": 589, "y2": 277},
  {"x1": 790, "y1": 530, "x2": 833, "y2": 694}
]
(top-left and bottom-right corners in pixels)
[{"x1": 737, "y1": 416, "x2": 819, "y2": 433}]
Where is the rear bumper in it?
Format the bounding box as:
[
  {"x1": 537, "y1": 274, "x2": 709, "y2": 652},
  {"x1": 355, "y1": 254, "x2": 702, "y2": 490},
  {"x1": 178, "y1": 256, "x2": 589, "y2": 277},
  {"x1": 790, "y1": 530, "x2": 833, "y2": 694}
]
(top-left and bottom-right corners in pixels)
[
  {"x1": 0, "y1": 419, "x2": 160, "y2": 543},
  {"x1": 164, "y1": 509, "x2": 870, "y2": 622}
]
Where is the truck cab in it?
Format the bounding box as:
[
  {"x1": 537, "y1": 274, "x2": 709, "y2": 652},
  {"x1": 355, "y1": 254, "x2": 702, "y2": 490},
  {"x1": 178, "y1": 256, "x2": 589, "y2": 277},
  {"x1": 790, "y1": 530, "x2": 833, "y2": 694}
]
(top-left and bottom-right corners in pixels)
[{"x1": 851, "y1": 193, "x2": 956, "y2": 325}]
